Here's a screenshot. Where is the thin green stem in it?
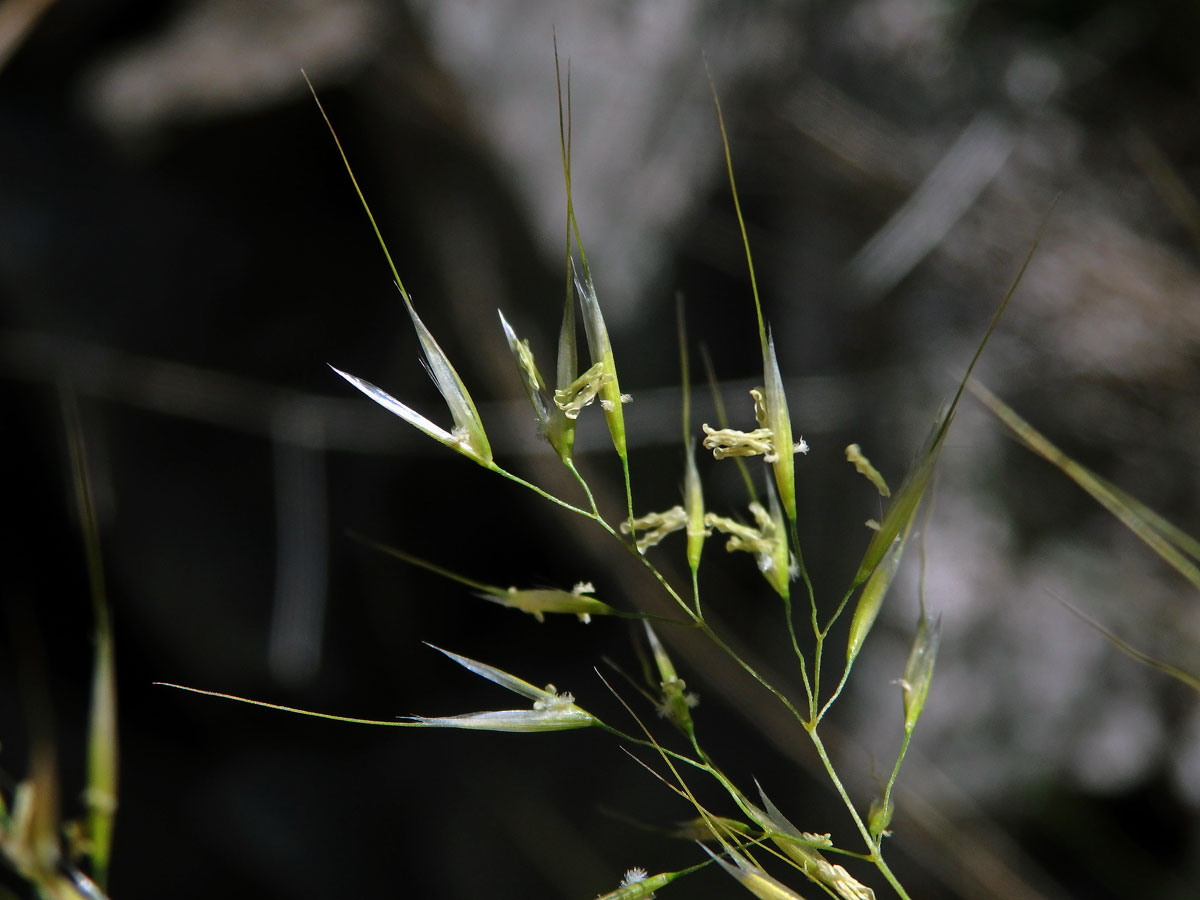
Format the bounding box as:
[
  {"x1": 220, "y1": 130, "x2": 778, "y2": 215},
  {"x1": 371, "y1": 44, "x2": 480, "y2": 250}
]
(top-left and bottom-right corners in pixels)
[
  {"x1": 815, "y1": 585, "x2": 861, "y2": 722},
  {"x1": 699, "y1": 623, "x2": 806, "y2": 727},
  {"x1": 305, "y1": 74, "x2": 411, "y2": 301},
  {"x1": 811, "y1": 632, "x2": 825, "y2": 719},
  {"x1": 806, "y1": 728, "x2": 913, "y2": 900},
  {"x1": 820, "y1": 585, "x2": 860, "y2": 640},
  {"x1": 593, "y1": 722, "x2": 707, "y2": 770},
  {"x1": 349, "y1": 535, "x2": 498, "y2": 593},
  {"x1": 806, "y1": 727, "x2": 872, "y2": 847},
  {"x1": 585, "y1": 459, "x2": 813, "y2": 728},
  {"x1": 695, "y1": 757, "x2": 757, "y2": 822},
  {"x1": 576, "y1": 485, "x2": 698, "y2": 620},
  {"x1": 705, "y1": 61, "x2": 765, "y2": 359},
  {"x1": 690, "y1": 568, "x2": 702, "y2": 620},
  {"x1": 677, "y1": 293, "x2": 692, "y2": 445},
  {"x1": 627, "y1": 535, "x2": 696, "y2": 620},
  {"x1": 780, "y1": 593, "x2": 816, "y2": 712},
  {"x1": 158, "y1": 683, "x2": 421, "y2": 727},
  {"x1": 874, "y1": 856, "x2": 914, "y2": 900},
  {"x1": 620, "y1": 451, "x2": 637, "y2": 540},
  {"x1": 688, "y1": 721, "x2": 705, "y2": 761},
  {"x1": 565, "y1": 458, "x2": 602, "y2": 518},
  {"x1": 817, "y1": 662, "x2": 853, "y2": 726},
  {"x1": 564, "y1": 460, "x2": 696, "y2": 623},
  {"x1": 788, "y1": 518, "x2": 818, "y2": 636},
  {"x1": 780, "y1": 515, "x2": 820, "y2": 715},
  {"x1": 880, "y1": 729, "x2": 914, "y2": 851},
  {"x1": 493, "y1": 466, "x2": 595, "y2": 518}
]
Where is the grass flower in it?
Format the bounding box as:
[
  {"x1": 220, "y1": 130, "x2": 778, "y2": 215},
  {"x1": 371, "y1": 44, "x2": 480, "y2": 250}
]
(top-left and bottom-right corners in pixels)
[
  {"x1": 553, "y1": 361, "x2": 615, "y2": 418},
  {"x1": 850, "y1": 412, "x2": 942, "y2": 589},
  {"x1": 705, "y1": 485, "x2": 795, "y2": 599},
  {"x1": 745, "y1": 785, "x2": 876, "y2": 900},
  {"x1": 353, "y1": 536, "x2": 615, "y2": 624},
  {"x1": 478, "y1": 582, "x2": 613, "y2": 624},
  {"x1": 331, "y1": 294, "x2": 493, "y2": 469},
  {"x1": 760, "y1": 331, "x2": 806, "y2": 524},
  {"x1": 701, "y1": 353, "x2": 808, "y2": 526},
  {"x1": 868, "y1": 792, "x2": 894, "y2": 841},
  {"x1": 644, "y1": 623, "x2": 699, "y2": 734},
  {"x1": 846, "y1": 535, "x2": 906, "y2": 664},
  {"x1": 307, "y1": 76, "x2": 495, "y2": 470},
  {"x1": 498, "y1": 308, "x2": 578, "y2": 463},
  {"x1": 701, "y1": 422, "x2": 776, "y2": 460},
  {"x1": 622, "y1": 439, "x2": 710, "y2": 566},
  {"x1": 899, "y1": 614, "x2": 941, "y2": 733},
  {"x1": 595, "y1": 866, "x2": 680, "y2": 899},
  {"x1": 574, "y1": 261, "x2": 632, "y2": 457},
  {"x1": 406, "y1": 645, "x2": 598, "y2": 733},
  {"x1": 683, "y1": 440, "x2": 708, "y2": 574},
  {"x1": 700, "y1": 844, "x2": 808, "y2": 900}
]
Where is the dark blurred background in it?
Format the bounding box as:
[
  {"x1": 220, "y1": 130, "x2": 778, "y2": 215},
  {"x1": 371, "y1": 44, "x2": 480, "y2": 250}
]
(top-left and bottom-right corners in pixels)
[{"x1": 3, "y1": 1, "x2": 1200, "y2": 898}]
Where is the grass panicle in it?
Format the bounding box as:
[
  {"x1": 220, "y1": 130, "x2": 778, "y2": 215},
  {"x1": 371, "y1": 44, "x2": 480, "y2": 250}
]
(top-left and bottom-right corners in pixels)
[
  {"x1": 152, "y1": 61, "x2": 1075, "y2": 900},
  {"x1": 9, "y1": 46, "x2": 1182, "y2": 900}
]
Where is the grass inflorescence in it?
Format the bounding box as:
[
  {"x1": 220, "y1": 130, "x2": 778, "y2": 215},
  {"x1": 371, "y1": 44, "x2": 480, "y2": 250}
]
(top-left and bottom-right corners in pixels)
[{"x1": 159, "y1": 57, "x2": 1037, "y2": 900}]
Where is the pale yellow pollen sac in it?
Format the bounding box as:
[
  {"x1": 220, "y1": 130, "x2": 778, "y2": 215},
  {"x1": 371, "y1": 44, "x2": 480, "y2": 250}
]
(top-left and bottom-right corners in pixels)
[
  {"x1": 747, "y1": 500, "x2": 773, "y2": 532},
  {"x1": 704, "y1": 506, "x2": 776, "y2": 570},
  {"x1": 752, "y1": 386, "x2": 769, "y2": 427},
  {"x1": 701, "y1": 424, "x2": 776, "y2": 460},
  {"x1": 621, "y1": 505, "x2": 687, "y2": 553},
  {"x1": 705, "y1": 502, "x2": 797, "y2": 586},
  {"x1": 702, "y1": 511, "x2": 761, "y2": 544},
  {"x1": 702, "y1": 388, "x2": 807, "y2": 462},
  {"x1": 553, "y1": 362, "x2": 612, "y2": 419}
]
